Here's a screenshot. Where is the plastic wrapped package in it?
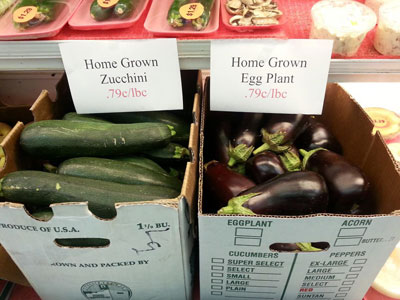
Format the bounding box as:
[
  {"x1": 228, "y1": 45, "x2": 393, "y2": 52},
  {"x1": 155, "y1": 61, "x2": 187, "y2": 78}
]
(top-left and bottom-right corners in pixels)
[
  {"x1": 310, "y1": 0, "x2": 376, "y2": 56},
  {"x1": 374, "y1": 0, "x2": 400, "y2": 55},
  {"x1": 0, "y1": 0, "x2": 81, "y2": 40},
  {"x1": 365, "y1": 0, "x2": 397, "y2": 17}
]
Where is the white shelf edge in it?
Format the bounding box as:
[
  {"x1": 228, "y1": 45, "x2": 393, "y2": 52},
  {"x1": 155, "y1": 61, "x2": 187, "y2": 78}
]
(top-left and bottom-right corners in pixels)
[{"x1": 1, "y1": 40, "x2": 400, "y2": 81}]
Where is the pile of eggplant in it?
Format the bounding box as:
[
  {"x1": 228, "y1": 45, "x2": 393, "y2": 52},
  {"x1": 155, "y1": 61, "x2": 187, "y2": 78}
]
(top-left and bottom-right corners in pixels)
[{"x1": 203, "y1": 112, "x2": 373, "y2": 216}]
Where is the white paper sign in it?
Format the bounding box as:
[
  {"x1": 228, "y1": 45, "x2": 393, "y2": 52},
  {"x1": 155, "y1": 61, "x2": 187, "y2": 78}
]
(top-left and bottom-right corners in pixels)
[
  {"x1": 59, "y1": 39, "x2": 183, "y2": 114},
  {"x1": 210, "y1": 39, "x2": 333, "y2": 114}
]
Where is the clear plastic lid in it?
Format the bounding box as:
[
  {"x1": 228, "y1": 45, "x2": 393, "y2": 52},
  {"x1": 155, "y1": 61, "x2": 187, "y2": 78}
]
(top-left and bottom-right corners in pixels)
[
  {"x1": 311, "y1": 0, "x2": 377, "y2": 37},
  {"x1": 365, "y1": 0, "x2": 397, "y2": 16},
  {"x1": 379, "y1": 0, "x2": 400, "y2": 29}
]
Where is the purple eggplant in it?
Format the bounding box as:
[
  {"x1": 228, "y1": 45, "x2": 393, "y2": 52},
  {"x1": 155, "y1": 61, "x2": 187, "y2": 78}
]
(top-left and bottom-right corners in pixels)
[
  {"x1": 253, "y1": 114, "x2": 308, "y2": 155},
  {"x1": 301, "y1": 148, "x2": 370, "y2": 213},
  {"x1": 228, "y1": 113, "x2": 263, "y2": 167},
  {"x1": 245, "y1": 151, "x2": 285, "y2": 184},
  {"x1": 270, "y1": 243, "x2": 324, "y2": 252},
  {"x1": 295, "y1": 117, "x2": 342, "y2": 154},
  {"x1": 204, "y1": 160, "x2": 256, "y2": 210},
  {"x1": 218, "y1": 171, "x2": 328, "y2": 216}
]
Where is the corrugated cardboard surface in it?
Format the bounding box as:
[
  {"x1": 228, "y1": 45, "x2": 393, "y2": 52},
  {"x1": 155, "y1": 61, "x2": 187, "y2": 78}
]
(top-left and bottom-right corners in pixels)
[
  {"x1": 198, "y1": 80, "x2": 400, "y2": 300},
  {"x1": 0, "y1": 71, "x2": 200, "y2": 300}
]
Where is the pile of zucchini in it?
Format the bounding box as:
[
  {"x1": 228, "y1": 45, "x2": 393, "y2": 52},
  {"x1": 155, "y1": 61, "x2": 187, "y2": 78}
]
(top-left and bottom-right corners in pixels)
[
  {"x1": 167, "y1": 0, "x2": 215, "y2": 31},
  {"x1": 0, "y1": 111, "x2": 191, "y2": 219},
  {"x1": 90, "y1": 0, "x2": 138, "y2": 21}
]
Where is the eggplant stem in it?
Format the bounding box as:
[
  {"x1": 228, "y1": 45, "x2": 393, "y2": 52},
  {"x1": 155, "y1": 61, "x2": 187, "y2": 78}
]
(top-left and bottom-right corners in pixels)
[
  {"x1": 300, "y1": 148, "x2": 327, "y2": 170},
  {"x1": 228, "y1": 144, "x2": 254, "y2": 167},
  {"x1": 296, "y1": 242, "x2": 322, "y2": 252},
  {"x1": 253, "y1": 143, "x2": 270, "y2": 155},
  {"x1": 279, "y1": 149, "x2": 301, "y2": 172},
  {"x1": 217, "y1": 193, "x2": 259, "y2": 215}
]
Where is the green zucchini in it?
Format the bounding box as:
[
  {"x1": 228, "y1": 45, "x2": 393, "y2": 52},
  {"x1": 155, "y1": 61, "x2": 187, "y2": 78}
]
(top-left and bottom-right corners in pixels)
[
  {"x1": 57, "y1": 157, "x2": 182, "y2": 191},
  {"x1": 20, "y1": 120, "x2": 175, "y2": 159},
  {"x1": 102, "y1": 111, "x2": 190, "y2": 143},
  {"x1": 114, "y1": 0, "x2": 137, "y2": 19},
  {"x1": 146, "y1": 143, "x2": 190, "y2": 161},
  {"x1": 113, "y1": 156, "x2": 167, "y2": 174},
  {"x1": 0, "y1": 171, "x2": 180, "y2": 219},
  {"x1": 62, "y1": 112, "x2": 111, "y2": 123},
  {"x1": 31, "y1": 208, "x2": 53, "y2": 221},
  {"x1": 90, "y1": 0, "x2": 113, "y2": 21}
]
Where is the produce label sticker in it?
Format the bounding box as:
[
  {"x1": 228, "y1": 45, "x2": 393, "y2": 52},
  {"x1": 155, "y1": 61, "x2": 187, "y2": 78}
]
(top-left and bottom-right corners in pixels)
[
  {"x1": 59, "y1": 39, "x2": 183, "y2": 114},
  {"x1": 210, "y1": 39, "x2": 333, "y2": 114},
  {"x1": 97, "y1": 0, "x2": 119, "y2": 8},
  {"x1": 179, "y1": 3, "x2": 204, "y2": 20},
  {"x1": 13, "y1": 6, "x2": 38, "y2": 23}
]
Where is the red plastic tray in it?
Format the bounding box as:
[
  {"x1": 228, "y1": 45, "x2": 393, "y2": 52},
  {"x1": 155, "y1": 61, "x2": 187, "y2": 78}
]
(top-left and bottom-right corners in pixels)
[
  {"x1": 0, "y1": 0, "x2": 82, "y2": 40},
  {"x1": 68, "y1": 0, "x2": 150, "y2": 31},
  {"x1": 220, "y1": 0, "x2": 287, "y2": 33},
  {"x1": 144, "y1": 0, "x2": 220, "y2": 37}
]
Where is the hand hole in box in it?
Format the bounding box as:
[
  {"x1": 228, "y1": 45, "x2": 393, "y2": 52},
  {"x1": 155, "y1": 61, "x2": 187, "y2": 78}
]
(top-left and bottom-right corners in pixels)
[
  {"x1": 54, "y1": 238, "x2": 110, "y2": 248},
  {"x1": 270, "y1": 242, "x2": 330, "y2": 253}
]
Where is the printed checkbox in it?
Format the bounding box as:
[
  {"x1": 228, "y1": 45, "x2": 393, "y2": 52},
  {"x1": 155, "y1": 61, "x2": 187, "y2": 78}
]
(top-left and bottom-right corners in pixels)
[
  {"x1": 346, "y1": 274, "x2": 359, "y2": 279},
  {"x1": 342, "y1": 280, "x2": 355, "y2": 285},
  {"x1": 235, "y1": 227, "x2": 263, "y2": 237},
  {"x1": 354, "y1": 259, "x2": 367, "y2": 264},
  {"x1": 336, "y1": 293, "x2": 347, "y2": 297},
  {"x1": 212, "y1": 285, "x2": 223, "y2": 290},
  {"x1": 339, "y1": 287, "x2": 351, "y2": 292},
  {"x1": 350, "y1": 267, "x2": 363, "y2": 272},
  {"x1": 338, "y1": 227, "x2": 367, "y2": 237},
  {"x1": 212, "y1": 258, "x2": 224, "y2": 264},
  {"x1": 234, "y1": 237, "x2": 262, "y2": 246},
  {"x1": 211, "y1": 291, "x2": 223, "y2": 296},
  {"x1": 212, "y1": 265, "x2": 224, "y2": 271},
  {"x1": 212, "y1": 279, "x2": 223, "y2": 284},
  {"x1": 211, "y1": 272, "x2": 224, "y2": 278},
  {"x1": 334, "y1": 237, "x2": 362, "y2": 246}
]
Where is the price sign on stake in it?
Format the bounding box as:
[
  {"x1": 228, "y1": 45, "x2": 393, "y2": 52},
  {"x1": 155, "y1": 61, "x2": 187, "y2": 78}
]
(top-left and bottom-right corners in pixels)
[
  {"x1": 210, "y1": 39, "x2": 333, "y2": 114},
  {"x1": 59, "y1": 40, "x2": 183, "y2": 114}
]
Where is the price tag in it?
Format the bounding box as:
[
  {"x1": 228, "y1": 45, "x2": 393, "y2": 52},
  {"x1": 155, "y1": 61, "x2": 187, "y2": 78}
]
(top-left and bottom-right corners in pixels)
[
  {"x1": 59, "y1": 40, "x2": 183, "y2": 114},
  {"x1": 179, "y1": 3, "x2": 204, "y2": 20},
  {"x1": 13, "y1": 6, "x2": 37, "y2": 23},
  {"x1": 97, "y1": 0, "x2": 119, "y2": 8},
  {"x1": 210, "y1": 39, "x2": 333, "y2": 114}
]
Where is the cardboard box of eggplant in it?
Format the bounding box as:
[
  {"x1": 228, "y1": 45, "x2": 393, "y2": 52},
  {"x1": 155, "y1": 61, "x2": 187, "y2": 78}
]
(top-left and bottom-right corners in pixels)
[
  {"x1": 198, "y1": 78, "x2": 400, "y2": 300},
  {"x1": 0, "y1": 71, "x2": 200, "y2": 300}
]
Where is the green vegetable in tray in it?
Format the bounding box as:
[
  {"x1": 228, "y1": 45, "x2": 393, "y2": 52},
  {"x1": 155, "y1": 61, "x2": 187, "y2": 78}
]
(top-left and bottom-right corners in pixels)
[
  {"x1": 114, "y1": 0, "x2": 137, "y2": 19},
  {"x1": 13, "y1": 0, "x2": 57, "y2": 31},
  {"x1": 167, "y1": 0, "x2": 189, "y2": 28},
  {"x1": 0, "y1": 0, "x2": 17, "y2": 16},
  {"x1": 192, "y1": 0, "x2": 215, "y2": 31},
  {"x1": 90, "y1": 0, "x2": 113, "y2": 21}
]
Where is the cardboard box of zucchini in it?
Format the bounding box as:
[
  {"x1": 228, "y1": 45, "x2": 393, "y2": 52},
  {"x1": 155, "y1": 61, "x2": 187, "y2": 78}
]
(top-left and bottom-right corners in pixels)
[
  {"x1": 198, "y1": 79, "x2": 400, "y2": 300},
  {"x1": 0, "y1": 72, "x2": 200, "y2": 300}
]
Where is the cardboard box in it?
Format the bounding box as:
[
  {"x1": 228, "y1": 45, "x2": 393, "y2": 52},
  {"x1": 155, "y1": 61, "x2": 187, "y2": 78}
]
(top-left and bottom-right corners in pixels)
[
  {"x1": 0, "y1": 104, "x2": 34, "y2": 286},
  {"x1": 198, "y1": 79, "x2": 400, "y2": 300},
  {"x1": 0, "y1": 71, "x2": 200, "y2": 300}
]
